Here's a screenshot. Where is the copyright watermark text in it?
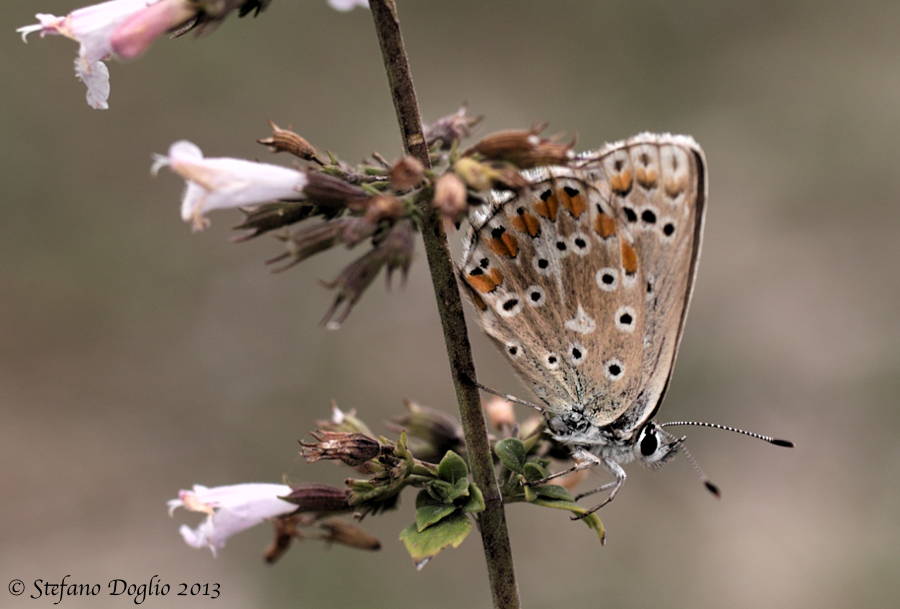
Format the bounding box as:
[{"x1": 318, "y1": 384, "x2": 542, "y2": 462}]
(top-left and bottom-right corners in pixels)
[{"x1": 7, "y1": 575, "x2": 220, "y2": 605}]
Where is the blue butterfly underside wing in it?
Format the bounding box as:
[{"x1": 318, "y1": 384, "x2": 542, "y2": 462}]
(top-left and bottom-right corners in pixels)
[{"x1": 459, "y1": 133, "x2": 707, "y2": 432}]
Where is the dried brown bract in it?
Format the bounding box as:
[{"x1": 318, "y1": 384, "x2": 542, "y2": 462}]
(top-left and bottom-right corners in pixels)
[
  {"x1": 465, "y1": 124, "x2": 574, "y2": 169},
  {"x1": 258, "y1": 121, "x2": 322, "y2": 164},
  {"x1": 318, "y1": 518, "x2": 382, "y2": 551},
  {"x1": 300, "y1": 431, "x2": 382, "y2": 467},
  {"x1": 282, "y1": 483, "x2": 352, "y2": 513}
]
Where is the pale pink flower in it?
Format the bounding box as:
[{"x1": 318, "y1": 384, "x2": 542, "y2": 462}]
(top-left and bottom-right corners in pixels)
[
  {"x1": 168, "y1": 483, "x2": 296, "y2": 555},
  {"x1": 152, "y1": 141, "x2": 308, "y2": 231},
  {"x1": 328, "y1": 0, "x2": 370, "y2": 11},
  {"x1": 16, "y1": 0, "x2": 194, "y2": 109}
]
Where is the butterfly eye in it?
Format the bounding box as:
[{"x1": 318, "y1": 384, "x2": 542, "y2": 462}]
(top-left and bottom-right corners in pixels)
[{"x1": 639, "y1": 425, "x2": 659, "y2": 457}]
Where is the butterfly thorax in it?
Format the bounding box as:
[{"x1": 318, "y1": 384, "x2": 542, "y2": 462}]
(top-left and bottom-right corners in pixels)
[{"x1": 546, "y1": 412, "x2": 639, "y2": 465}]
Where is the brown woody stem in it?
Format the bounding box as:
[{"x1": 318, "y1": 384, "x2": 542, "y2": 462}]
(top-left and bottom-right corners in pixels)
[{"x1": 368, "y1": 2, "x2": 520, "y2": 608}]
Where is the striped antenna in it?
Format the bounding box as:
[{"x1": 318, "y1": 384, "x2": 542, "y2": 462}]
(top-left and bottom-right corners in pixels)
[{"x1": 660, "y1": 421, "x2": 794, "y2": 447}]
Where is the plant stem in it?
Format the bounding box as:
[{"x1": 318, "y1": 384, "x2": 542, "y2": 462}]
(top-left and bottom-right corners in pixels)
[{"x1": 368, "y1": 2, "x2": 520, "y2": 608}]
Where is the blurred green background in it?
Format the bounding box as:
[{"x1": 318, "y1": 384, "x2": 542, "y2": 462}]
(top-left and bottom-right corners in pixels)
[{"x1": 3, "y1": 1, "x2": 899, "y2": 608}]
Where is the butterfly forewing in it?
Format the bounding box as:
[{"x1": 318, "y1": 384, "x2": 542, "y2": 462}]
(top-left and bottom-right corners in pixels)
[{"x1": 460, "y1": 133, "x2": 706, "y2": 431}]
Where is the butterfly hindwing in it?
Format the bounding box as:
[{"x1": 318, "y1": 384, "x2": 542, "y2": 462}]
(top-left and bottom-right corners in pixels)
[{"x1": 460, "y1": 133, "x2": 706, "y2": 430}]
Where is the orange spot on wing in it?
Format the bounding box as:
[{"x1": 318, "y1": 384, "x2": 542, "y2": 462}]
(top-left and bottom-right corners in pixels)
[
  {"x1": 511, "y1": 212, "x2": 541, "y2": 237},
  {"x1": 664, "y1": 177, "x2": 685, "y2": 199},
  {"x1": 594, "y1": 212, "x2": 616, "y2": 238},
  {"x1": 488, "y1": 233, "x2": 519, "y2": 258},
  {"x1": 621, "y1": 241, "x2": 638, "y2": 274},
  {"x1": 636, "y1": 167, "x2": 658, "y2": 189},
  {"x1": 610, "y1": 170, "x2": 633, "y2": 195},
  {"x1": 467, "y1": 268, "x2": 503, "y2": 293},
  {"x1": 560, "y1": 190, "x2": 587, "y2": 218},
  {"x1": 534, "y1": 192, "x2": 559, "y2": 220}
]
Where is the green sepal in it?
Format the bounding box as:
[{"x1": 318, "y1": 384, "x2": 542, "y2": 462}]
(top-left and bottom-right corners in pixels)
[
  {"x1": 494, "y1": 438, "x2": 526, "y2": 473},
  {"x1": 399, "y1": 512, "x2": 474, "y2": 564},
  {"x1": 463, "y1": 483, "x2": 485, "y2": 514},
  {"x1": 414, "y1": 490, "x2": 458, "y2": 532}
]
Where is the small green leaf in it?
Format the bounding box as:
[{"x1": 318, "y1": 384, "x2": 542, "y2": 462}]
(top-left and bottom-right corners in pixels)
[
  {"x1": 463, "y1": 483, "x2": 485, "y2": 514},
  {"x1": 534, "y1": 484, "x2": 573, "y2": 501},
  {"x1": 415, "y1": 490, "x2": 457, "y2": 532},
  {"x1": 437, "y1": 451, "x2": 469, "y2": 484},
  {"x1": 523, "y1": 484, "x2": 538, "y2": 503},
  {"x1": 494, "y1": 438, "x2": 526, "y2": 473},
  {"x1": 446, "y1": 476, "x2": 471, "y2": 502},
  {"x1": 427, "y1": 479, "x2": 455, "y2": 503},
  {"x1": 530, "y1": 497, "x2": 606, "y2": 543},
  {"x1": 522, "y1": 461, "x2": 548, "y2": 482},
  {"x1": 400, "y1": 512, "x2": 474, "y2": 563}
]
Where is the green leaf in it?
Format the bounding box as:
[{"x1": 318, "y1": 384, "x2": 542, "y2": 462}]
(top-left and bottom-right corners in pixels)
[
  {"x1": 531, "y1": 498, "x2": 606, "y2": 543},
  {"x1": 494, "y1": 438, "x2": 526, "y2": 473},
  {"x1": 534, "y1": 484, "x2": 573, "y2": 501},
  {"x1": 427, "y1": 479, "x2": 455, "y2": 503},
  {"x1": 446, "y1": 476, "x2": 471, "y2": 502},
  {"x1": 415, "y1": 490, "x2": 458, "y2": 532},
  {"x1": 522, "y1": 461, "x2": 548, "y2": 482},
  {"x1": 523, "y1": 484, "x2": 538, "y2": 503},
  {"x1": 463, "y1": 483, "x2": 485, "y2": 514},
  {"x1": 437, "y1": 451, "x2": 469, "y2": 484},
  {"x1": 400, "y1": 512, "x2": 474, "y2": 563}
]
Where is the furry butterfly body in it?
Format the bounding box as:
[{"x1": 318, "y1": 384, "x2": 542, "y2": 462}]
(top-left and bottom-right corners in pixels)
[{"x1": 459, "y1": 133, "x2": 708, "y2": 504}]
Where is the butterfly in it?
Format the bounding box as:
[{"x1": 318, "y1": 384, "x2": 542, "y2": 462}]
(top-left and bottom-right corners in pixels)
[{"x1": 459, "y1": 132, "x2": 791, "y2": 512}]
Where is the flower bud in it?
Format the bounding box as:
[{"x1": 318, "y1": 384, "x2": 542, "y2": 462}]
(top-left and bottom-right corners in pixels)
[
  {"x1": 318, "y1": 518, "x2": 381, "y2": 551},
  {"x1": 453, "y1": 157, "x2": 493, "y2": 191},
  {"x1": 282, "y1": 483, "x2": 352, "y2": 513},
  {"x1": 433, "y1": 173, "x2": 467, "y2": 221},
  {"x1": 257, "y1": 121, "x2": 322, "y2": 164},
  {"x1": 300, "y1": 431, "x2": 381, "y2": 467},
  {"x1": 389, "y1": 156, "x2": 425, "y2": 191},
  {"x1": 484, "y1": 397, "x2": 516, "y2": 430},
  {"x1": 425, "y1": 106, "x2": 482, "y2": 150}
]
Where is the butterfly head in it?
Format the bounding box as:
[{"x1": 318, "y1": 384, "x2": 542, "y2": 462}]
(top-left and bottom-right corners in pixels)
[{"x1": 634, "y1": 422, "x2": 685, "y2": 467}]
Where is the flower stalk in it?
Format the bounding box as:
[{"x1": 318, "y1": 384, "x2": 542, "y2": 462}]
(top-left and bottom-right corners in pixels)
[{"x1": 368, "y1": 2, "x2": 520, "y2": 607}]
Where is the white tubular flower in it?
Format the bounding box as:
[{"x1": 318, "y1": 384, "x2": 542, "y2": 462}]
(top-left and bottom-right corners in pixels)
[
  {"x1": 168, "y1": 483, "x2": 296, "y2": 556},
  {"x1": 16, "y1": 0, "x2": 194, "y2": 109},
  {"x1": 152, "y1": 141, "x2": 308, "y2": 231},
  {"x1": 328, "y1": 0, "x2": 370, "y2": 11}
]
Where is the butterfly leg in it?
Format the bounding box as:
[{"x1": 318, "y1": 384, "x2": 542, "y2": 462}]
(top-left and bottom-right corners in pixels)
[
  {"x1": 528, "y1": 449, "x2": 602, "y2": 485},
  {"x1": 571, "y1": 459, "x2": 626, "y2": 519}
]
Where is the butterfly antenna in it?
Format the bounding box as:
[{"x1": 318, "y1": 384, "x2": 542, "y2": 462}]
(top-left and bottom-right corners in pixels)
[
  {"x1": 679, "y1": 443, "x2": 721, "y2": 498},
  {"x1": 659, "y1": 421, "x2": 794, "y2": 448},
  {"x1": 471, "y1": 381, "x2": 545, "y2": 413}
]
